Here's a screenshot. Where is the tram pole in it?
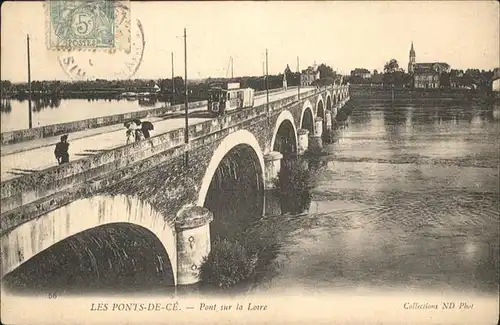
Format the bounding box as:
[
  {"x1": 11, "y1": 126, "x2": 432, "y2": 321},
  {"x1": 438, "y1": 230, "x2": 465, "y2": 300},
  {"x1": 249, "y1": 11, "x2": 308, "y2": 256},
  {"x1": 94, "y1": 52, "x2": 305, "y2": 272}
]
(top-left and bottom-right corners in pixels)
[
  {"x1": 266, "y1": 49, "x2": 269, "y2": 115},
  {"x1": 297, "y1": 56, "x2": 300, "y2": 100},
  {"x1": 184, "y1": 28, "x2": 189, "y2": 167},
  {"x1": 171, "y1": 52, "x2": 175, "y2": 105},
  {"x1": 27, "y1": 34, "x2": 33, "y2": 129}
]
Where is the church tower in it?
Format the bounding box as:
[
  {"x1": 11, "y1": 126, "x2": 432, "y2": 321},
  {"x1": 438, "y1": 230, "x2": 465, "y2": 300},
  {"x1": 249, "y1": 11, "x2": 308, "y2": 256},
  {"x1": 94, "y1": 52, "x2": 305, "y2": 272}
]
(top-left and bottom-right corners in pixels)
[{"x1": 408, "y1": 42, "x2": 416, "y2": 73}]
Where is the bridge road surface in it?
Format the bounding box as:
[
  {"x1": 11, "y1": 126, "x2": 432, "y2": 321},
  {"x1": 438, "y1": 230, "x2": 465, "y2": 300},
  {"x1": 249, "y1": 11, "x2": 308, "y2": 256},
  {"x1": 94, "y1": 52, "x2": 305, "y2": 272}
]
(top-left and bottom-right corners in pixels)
[{"x1": 1, "y1": 87, "x2": 314, "y2": 182}]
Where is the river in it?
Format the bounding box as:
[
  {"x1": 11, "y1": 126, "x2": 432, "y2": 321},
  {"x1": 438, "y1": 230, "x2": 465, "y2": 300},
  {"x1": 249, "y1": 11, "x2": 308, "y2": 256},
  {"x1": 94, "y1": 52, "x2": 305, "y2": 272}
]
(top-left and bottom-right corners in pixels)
[
  {"x1": 2, "y1": 101, "x2": 499, "y2": 302},
  {"x1": 0, "y1": 97, "x2": 167, "y2": 132},
  {"x1": 250, "y1": 101, "x2": 499, "y2": 297}
]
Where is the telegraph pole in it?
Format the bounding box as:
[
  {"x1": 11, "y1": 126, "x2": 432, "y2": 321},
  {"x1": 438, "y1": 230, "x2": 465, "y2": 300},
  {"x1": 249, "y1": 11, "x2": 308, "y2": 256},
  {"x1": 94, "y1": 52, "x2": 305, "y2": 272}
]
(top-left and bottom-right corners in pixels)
[
  {"x1": 184, "y1": 28, "x2": 189, "y2": 166},
  {"x1": 27, "y1": 34, "x2": 33, "y2": 129},
  {"x1": 297, "y1": 56, "x2": 300, "y2": 100},
  {"x1": 171, "y1": 52, "x2": 175, "y2": 105},
  {"x1": 266, "y1": 49, "x2": 269, "y2": 114},
  {"x1": 231, "y1": 57, "x2": 234, "y2": 79}
]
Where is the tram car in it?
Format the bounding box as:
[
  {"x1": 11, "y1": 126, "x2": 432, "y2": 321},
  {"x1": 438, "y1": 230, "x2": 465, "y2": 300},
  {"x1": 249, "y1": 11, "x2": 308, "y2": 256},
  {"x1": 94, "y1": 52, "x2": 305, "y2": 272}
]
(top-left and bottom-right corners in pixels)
[{"x1": 208, "y1": 82, "x2": 255, "y2": 115}]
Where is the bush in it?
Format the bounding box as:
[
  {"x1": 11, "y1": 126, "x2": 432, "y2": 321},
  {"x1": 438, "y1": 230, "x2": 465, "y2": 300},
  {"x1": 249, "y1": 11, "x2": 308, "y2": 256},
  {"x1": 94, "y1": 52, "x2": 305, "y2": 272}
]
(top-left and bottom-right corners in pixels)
[
  {"x1": 198, "y1": 237, "x2": 258, "y2": 289},
  {"x1": 273, "y1": 159, "x2": 312, "y2": 214}
]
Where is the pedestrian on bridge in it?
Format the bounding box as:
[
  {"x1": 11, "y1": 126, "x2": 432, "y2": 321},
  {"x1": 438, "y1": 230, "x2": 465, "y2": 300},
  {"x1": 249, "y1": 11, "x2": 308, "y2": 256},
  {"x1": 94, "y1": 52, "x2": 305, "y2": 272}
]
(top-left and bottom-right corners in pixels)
[
  {"x1": 125, "y1": 121, "x2": 139, "y2": 144},
  {"x1": 54, "y1": 135, "x2": 70, "y2": 165},
  {"x1": 141, "y1": 120, "x2": 154, "y2": 139}
]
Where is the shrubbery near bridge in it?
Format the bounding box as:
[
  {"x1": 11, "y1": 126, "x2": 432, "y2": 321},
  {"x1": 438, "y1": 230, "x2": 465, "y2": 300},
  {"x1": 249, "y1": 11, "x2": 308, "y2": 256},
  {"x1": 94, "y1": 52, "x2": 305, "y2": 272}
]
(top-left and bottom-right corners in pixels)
[
  {"x1": 198, "y1": 158, "x2": 318, "y2": 291},
  {"x1": 198, "y1": 237, "x2": 258, "y2": 289}
]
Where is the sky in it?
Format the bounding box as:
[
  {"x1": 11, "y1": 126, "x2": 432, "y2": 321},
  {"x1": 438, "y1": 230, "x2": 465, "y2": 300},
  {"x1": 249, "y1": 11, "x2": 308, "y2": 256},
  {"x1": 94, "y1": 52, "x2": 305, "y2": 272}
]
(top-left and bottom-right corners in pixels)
[{"x1": 1, "y1": 1, "x2": 499, "y2": 82}]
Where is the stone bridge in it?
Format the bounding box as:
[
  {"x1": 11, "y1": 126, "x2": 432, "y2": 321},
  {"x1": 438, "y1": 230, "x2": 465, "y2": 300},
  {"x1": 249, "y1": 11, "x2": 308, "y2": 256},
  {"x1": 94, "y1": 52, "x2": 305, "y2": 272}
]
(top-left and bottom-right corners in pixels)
[{"x1": 1, "y1": 85, "x2": 350, "y2": 287}]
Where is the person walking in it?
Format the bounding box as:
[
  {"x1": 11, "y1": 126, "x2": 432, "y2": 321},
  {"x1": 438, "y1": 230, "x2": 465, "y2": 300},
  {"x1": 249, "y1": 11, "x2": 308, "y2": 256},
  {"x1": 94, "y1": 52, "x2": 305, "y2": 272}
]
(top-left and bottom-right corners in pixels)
[
  {"x1": 134, "y1": 127, "x2": 144, "y2": 142},
  {"x1": 141, "y1": 120, "x2": 154, "y2": 139},
  {"x1": 54, "y1": 134, "x2": 70, "y2": 165},
  {"x1": 125, "y1": 121, "x2": 138, "y2": 144}
]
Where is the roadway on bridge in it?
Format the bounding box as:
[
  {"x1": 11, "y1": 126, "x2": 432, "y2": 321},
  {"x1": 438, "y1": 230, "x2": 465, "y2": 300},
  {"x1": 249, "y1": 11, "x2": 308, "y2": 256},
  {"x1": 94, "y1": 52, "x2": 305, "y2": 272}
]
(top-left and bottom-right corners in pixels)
[{"x1": 1, "y1": 87, "x2": 313, "y2": 181}]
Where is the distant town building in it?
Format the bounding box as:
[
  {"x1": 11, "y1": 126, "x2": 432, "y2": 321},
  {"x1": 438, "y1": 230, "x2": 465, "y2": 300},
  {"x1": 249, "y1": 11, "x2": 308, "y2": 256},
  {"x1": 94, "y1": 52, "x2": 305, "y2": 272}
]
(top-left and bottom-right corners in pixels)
[
  {"x1": 492, "y1": 68, "x2": 500, "y2": 92},
  {"x1": 408, "y1": 43, "x2": 450, "y2": 89},
  {"x1": 350, "y1": 68, "x2": 372, "y2": 79},
  {"x1": 301, "y1": 63, "x2": 320, "y2": 86},
  {"x1": 408, "y1": 42, "x2": 416, "y2": 73}
]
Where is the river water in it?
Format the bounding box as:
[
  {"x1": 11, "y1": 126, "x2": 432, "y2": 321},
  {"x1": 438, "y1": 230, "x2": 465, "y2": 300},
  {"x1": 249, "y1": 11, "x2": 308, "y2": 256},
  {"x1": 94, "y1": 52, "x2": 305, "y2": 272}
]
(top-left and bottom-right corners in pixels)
[
  {"x1": 249, "y1": 101, "x2": 499, "y2": 297},
  {"x1": 0, "y1": 98, "x2": 166, "y2": 132},
  {"x1": 2, "y1": 101, "x2": 499, "y2": 302}
]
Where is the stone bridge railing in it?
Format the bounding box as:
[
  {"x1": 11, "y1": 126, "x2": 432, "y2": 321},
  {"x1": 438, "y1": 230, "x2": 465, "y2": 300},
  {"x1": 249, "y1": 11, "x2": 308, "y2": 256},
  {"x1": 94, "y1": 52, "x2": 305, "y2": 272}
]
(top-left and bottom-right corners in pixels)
[
  {"x1": 0, "y1": 86, "x2": 346, "y2": 232},
  {"x1": 254, "y1": 86, "x2": 298, "y2": 97}
]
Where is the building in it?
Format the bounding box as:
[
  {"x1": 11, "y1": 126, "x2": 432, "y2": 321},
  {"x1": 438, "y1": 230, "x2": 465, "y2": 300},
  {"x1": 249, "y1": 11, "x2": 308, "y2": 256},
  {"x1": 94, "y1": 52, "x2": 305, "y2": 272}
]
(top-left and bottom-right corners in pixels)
[
  {"x1": 408, "y1": 42, "x2": 416, "y2": 73},
  {"x1": 408, "y1": 43, "x2": 450, "y2": 89},
  {"x1": 492, "y1": 68, "x2": 500, "y2": 92},
  {"x1": 350, "y1": 68, "x2": 371, "y2": 79},
  {"x1": 301, "y1": 63, "x2": 320, "y2": 86}
]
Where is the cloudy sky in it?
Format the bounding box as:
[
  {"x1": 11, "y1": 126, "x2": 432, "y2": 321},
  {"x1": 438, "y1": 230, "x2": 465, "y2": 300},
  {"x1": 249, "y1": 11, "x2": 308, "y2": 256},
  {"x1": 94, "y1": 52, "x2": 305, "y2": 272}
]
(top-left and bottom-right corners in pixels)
[{"x1": 1, "y1": 1, "x2": 498, "y2": 82}]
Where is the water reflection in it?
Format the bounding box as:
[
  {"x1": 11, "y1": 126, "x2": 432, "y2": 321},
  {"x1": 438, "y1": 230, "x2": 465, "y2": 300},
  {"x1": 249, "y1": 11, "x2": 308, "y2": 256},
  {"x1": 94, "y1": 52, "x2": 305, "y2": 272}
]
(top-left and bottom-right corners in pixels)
[
  {"x1": 0, "y1": 99, "x2": 12, "y2": 113},
  {"x1": 32, "y1": 97, "x2": 61, "y2": 112},
  {"x1": 1, "y1": 98, "x2": 168, "y2": 131}
]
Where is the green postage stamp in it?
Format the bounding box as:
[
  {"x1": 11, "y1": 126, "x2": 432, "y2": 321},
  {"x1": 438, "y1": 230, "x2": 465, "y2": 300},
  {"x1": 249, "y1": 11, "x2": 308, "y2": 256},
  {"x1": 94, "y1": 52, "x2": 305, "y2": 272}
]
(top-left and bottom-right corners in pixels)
[{"x1": 47, "y1": 0, "x2": 131, "y2": 51}]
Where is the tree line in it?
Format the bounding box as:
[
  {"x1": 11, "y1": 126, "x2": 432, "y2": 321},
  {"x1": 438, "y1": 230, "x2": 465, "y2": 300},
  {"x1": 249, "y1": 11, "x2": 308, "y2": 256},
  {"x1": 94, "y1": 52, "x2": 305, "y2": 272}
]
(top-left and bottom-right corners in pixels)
[{"x1": 1, "y1": 62, "x2": 342, "y2": 101}]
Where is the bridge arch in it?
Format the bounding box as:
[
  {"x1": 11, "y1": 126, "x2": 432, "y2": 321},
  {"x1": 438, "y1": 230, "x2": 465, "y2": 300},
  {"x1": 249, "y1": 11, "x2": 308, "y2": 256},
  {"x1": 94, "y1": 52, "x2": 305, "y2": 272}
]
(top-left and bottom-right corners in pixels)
[
  {"x1": 197, "y1": 130, "x2": 265, "y2": 208},
  {"x1": 1, "y1": 195, "x2": 177, "y2": 285},
  {"x1": 326, "y1": 94, "x2": 332, "y2": 112},
  {"x1": 315, "y1": 94, "x2": 325, "y2": 118},
  {"x1": 198, "y1": 130, "x2": 265, "y2": 238},
  {"x1": 300, "y1": 100, "x2": 315, "y2": 134},
  {"x1": 270, "y1": 110, "x2": 298, "y2": 155}
]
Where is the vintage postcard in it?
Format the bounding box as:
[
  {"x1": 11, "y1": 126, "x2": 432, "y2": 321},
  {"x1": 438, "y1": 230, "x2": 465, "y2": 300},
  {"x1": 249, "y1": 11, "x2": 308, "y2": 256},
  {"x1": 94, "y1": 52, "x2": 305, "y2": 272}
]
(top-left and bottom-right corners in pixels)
[{"x1": 1, "y1": 1, "x2": 499, "y2": 324}]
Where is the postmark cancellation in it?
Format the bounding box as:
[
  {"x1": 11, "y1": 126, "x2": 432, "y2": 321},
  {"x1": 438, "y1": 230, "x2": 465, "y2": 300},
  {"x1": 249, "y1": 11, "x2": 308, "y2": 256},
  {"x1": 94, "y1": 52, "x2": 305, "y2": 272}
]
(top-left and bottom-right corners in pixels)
[{"x1": 46, "y1": 0, "x2": 131, "y2": 52}]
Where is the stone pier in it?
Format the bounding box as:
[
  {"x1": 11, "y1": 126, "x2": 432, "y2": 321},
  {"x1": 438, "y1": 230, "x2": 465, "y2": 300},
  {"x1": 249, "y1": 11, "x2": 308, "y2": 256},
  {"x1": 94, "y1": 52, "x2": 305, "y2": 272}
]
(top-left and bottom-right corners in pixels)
[
  {"x1": 309, "y1": 117, "x2": 323, "y2": 152},
  {"x1": 325, "y1": 110, "x2": 332, "y2": 131},
  {"x1": 324, "y1": 109, "x2": 334, "y2": 143},
  {"x1": 297, "y1": 129, "x2": 309, "y2": 155},
  {"x1": 175, "y1": 206, "x2": 213, "y2": 285},
  {"x1": 263, "y1": 151, "x2": 283, "y2": 190}
]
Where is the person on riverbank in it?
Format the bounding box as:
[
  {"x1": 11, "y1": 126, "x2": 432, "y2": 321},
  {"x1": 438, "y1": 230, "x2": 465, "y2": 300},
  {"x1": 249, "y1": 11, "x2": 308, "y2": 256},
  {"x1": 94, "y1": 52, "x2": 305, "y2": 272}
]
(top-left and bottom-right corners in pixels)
[{"x1": 54, "y1": 135, "x2": 70, "y2": 165}]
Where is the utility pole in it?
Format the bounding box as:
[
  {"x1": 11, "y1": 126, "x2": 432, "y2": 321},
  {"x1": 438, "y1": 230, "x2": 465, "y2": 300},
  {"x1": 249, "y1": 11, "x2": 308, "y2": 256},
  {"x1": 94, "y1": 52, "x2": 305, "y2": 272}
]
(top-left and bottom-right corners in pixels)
[
  {"x1": 184, "y1": 28, "x2": 189, "y2": 166},
  {"x1": 171, "y1": 52, "x2": 175, "y2": 105},
  {"x1": 297, "y1": 56, "x2": 300, "y2": 100},
  {"x1": 266, "y1": 49, "x2": 269, "y2": 114},
  {"x1": 231, "y1": 56, "x2": 234, "y2": 79},
  {"x1": 27, "y1": 34, "x2": 33, "y2": 129}
]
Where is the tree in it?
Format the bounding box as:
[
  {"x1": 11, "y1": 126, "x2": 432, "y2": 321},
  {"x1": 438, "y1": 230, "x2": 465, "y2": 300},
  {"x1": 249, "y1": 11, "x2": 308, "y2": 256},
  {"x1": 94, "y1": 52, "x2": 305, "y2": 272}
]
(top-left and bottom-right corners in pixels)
[
  {"x1": 440, "y1": 72, "x2": 450, "y2": 89},
  {"x1": 317, "y1": 64, "x2": 335, "y2": 79},
  {"x1": 384, "y1": 59, "x2": 399, "y2": 73}
]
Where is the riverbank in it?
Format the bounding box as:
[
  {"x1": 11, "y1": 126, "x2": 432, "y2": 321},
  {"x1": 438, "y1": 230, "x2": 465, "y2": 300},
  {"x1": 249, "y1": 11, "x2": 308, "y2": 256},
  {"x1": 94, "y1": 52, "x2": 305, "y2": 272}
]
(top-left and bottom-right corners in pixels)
[{"x1": 349, "y1": 85, "x2": 494, "y2": 104}]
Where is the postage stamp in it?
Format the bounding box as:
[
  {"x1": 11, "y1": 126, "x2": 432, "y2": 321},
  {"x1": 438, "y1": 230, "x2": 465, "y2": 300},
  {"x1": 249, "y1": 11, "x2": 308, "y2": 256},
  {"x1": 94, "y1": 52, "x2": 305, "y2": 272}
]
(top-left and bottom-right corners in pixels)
[{"x1": 46, "y1": 0, "x2": 130, "y2": 51}]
